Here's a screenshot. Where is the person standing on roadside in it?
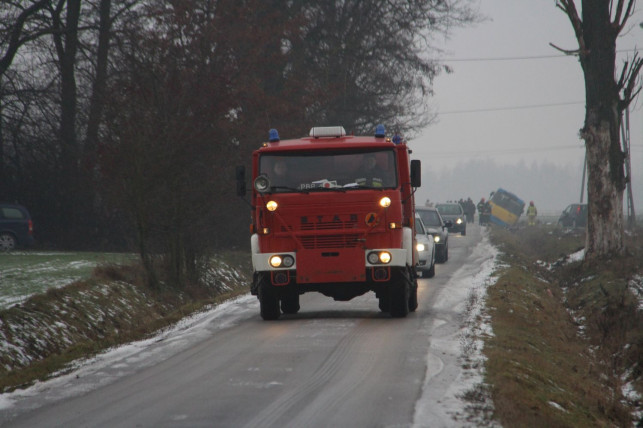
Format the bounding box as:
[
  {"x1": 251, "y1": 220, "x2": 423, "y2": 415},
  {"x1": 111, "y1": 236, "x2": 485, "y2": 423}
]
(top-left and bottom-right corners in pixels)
[{"x1": 527, "y1": 201, "x2": 537, "y2": 226}]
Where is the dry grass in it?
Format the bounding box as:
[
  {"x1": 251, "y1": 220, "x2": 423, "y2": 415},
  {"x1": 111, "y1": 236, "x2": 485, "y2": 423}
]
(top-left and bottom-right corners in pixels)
[{"x1": 486, "y1": 225, "x2": 642, "y2": 427}]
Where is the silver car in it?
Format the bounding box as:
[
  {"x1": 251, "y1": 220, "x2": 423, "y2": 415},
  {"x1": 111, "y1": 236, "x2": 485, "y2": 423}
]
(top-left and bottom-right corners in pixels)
[{"x1": 415, "y1": 215, "x2": 436, "y2": 278}]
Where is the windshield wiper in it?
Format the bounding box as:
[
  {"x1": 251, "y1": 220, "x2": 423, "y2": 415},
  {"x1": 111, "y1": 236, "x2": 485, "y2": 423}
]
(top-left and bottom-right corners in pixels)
[
  {"x1": 343, "y1": 183, "x2": 385, "y2": 190},
  {"x1": 310, "y1": 186, "x2": 347, "y2": 193},
  {"x1": 270, "y1": 186, "x2": 308, "y2": 193}
]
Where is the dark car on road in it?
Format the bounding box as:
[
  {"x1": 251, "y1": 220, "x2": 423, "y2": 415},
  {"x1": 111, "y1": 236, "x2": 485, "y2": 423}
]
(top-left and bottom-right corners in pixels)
[
  {"x1": 0, "y1": 203, "x2": 34, "y2": 251},
  {"x1": 558, "y1": 203, "x2": 588, "y2": 228},
  {"x1": 435, "y1": 203, "x2": 467, "y2": 236},
  {"x1": 416, "y1": 206, "x2": 450, "y2": 263}
]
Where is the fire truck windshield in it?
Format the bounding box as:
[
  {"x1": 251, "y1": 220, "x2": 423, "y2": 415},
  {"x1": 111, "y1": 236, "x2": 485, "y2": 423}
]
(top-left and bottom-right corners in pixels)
[{"x1": 259, "y1": 150, "x2": 397, "y2": 192}]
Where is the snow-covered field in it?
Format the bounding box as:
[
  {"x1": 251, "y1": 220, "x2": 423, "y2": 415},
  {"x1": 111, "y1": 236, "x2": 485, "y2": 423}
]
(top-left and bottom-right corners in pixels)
[{"x1": 0, "y1": 252, "x2": 136, "y2": 309}]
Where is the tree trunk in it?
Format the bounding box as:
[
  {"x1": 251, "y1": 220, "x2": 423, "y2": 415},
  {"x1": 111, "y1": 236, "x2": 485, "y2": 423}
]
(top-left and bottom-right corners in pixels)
[
  {"x1": 84, "y1": 0, "x2": 112, "y2": 166},
  {"x1": 583, "y1": 120, "x2": 625, "y2": 257},
  {"x1": 578, "y1": 1, "x2": 626, "y2": 259},
  {"x1": 557, "y1": 0, "x2": 636, "y2": 260}
]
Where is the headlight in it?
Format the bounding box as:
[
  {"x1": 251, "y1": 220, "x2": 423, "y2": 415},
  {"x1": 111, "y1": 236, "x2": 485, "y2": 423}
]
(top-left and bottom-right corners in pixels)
[
  {"x1": 433, "y1": 235, "x2": 440, "y2": 243},
  {"x1": 416, "y1": 243, "x2": 426, "y2": 252},
  {"x1": 456, "y1": 218, "x2": 463, "y2": 224},
  {"x1": 269, "y1": 254, "x2": 295, "y2": 268},
  {"x1": 266, "y1": 200, "x2": 278, "y2": 211},
  {"x1": 379, "y1": 197, "x2": 391, "y2": 208},
  {"x1": 368, "y1": 251, "x2": 391, "y2": 264},
  {"x1": 269, "y1": 255, "x2": 282, "y2": 267},
  {"x1": 282, "y1": 255, "x2": 295, "y2": 267}
]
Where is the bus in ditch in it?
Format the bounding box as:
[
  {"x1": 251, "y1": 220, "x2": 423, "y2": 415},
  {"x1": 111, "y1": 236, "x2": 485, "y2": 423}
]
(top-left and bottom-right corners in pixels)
[{"x1": 488, "y1": 188, "x2": 525, "y2": 227}]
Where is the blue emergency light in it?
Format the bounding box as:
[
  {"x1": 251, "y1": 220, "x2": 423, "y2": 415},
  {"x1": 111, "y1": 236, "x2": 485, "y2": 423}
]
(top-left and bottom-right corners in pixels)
[
  {"x1": 375, "y1": 124, "x2": 386, "y2": 138},
  {"x1": 268, "y1": 128, "x2": 280, "y2": 142}
]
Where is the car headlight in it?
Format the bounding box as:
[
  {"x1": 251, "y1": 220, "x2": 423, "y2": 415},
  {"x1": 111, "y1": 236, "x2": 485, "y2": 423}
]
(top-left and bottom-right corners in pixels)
[
  {"x1": 433, "y1": 235, "x2": 440, "y2": 243},
  {"x1": 456, "y1": 218, "x2": 462, "y2": 224},
  {"x1": 416, "y1": 243, "x2": 426, "y2": 252}
]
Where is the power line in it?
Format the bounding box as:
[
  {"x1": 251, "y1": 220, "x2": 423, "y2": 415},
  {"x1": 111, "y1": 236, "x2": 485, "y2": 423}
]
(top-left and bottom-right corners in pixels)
[
  {"x1": 439, "y1": 101, "x2": 584, "y2": 115},
  {"x1": 442, "y1": 48, "x2": 642, "y2": 62},
  {"x1": 418, "y1": 145, "x2": 584, "y2": 159}
]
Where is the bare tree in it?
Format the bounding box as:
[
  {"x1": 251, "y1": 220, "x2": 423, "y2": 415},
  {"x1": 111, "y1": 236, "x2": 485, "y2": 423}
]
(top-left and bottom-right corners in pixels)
[
  {"x1": 0, "y1": 0, "x2": 52, "y2": 198},
  {"x1": 555, "y1": 0, "x2": 642, "y2": 259}
]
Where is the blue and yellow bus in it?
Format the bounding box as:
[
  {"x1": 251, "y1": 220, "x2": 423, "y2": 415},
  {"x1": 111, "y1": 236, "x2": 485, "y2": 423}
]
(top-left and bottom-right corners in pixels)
[{"x1": 488, "y1": 188, "x2": 525, "y2": 227}]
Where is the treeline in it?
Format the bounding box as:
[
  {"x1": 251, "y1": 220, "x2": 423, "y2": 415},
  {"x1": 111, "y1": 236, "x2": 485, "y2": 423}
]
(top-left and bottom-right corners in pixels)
[{"x1": 0, "y1": 0, "x2": 475, "y2": 286}]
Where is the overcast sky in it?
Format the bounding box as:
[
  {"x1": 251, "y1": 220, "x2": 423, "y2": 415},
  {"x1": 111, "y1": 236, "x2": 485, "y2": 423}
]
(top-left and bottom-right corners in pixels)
[{"x1": 412, "y1": 0, "x2": 643, "y2": 213}]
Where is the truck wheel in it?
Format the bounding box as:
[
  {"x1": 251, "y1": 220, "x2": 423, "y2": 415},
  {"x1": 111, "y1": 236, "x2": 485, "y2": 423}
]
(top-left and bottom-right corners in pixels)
[
  {"x1": 389, "y1": 269, "x2": 410, "y2": 318},
  {"x1": 378, "y1": 294, "x2": 390, "y2": 312},
  {"x1": 408, "y1": 278, "x2": 418, "y2": 312},
  {"x1": 281, "y1": 292, "x2": 300, "y2": 314},
  {"x1": 258, "y1": 278, "x2": 280, "y2": 320}
]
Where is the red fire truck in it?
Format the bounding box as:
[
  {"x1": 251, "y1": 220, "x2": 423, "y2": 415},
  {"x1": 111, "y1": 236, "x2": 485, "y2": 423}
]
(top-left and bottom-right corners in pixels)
[{"x1": 236, "y1": 125, "x2": 421, "y2": 320}]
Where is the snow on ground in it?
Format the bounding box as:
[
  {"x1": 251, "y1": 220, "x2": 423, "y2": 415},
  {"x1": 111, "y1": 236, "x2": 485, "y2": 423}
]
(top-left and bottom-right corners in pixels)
[
  {"x1": 1, "y1": 235, "x2": 502, "y2": 426},
  {"x1": 413, "y1": 231, "x2": 499, "y2": 427}
]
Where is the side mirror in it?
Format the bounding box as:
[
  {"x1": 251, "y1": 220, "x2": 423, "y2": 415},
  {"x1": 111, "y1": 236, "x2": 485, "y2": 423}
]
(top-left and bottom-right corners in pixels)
[
  {"x1": 236, "y1": 166, "x2": 246, "y2": 196},
  {"x1": 410, "y1": 160, "x2": 421, "y2": 188}
]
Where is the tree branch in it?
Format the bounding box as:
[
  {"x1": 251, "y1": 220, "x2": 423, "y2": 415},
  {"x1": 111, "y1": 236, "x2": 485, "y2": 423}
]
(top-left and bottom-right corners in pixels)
[
  {"x1": 0, "y1": 0, "x2": 51, "y2": 76},
  {"x1": 555, "y1": 0, "x2": 587, "y2": 57}
]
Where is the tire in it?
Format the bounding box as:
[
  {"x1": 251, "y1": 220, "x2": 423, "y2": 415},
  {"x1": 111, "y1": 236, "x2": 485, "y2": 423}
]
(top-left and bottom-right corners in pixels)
[
  {"x1": 461, "y1": 227, "x2": 466, "y2": 236},
  {"x1": 378, "y1": 294, "x2": 390, "y2": 312},
  {"x1": 444, "y1": 245, "x2": 449, "y2": 262},
  {"x1": 389, "y1": 268, "x2": 410, "y2": 318},
  {"x1": 258, "y1": 277, "x2": 280, "y2": 320},
  {"x1": 427, "y1": 260, "x2": 435, "y2": 278},
  {"x1": 408, "y1": 280, "x2": 418, "y2": 312},
  {"x1": 0, "y1": 233, "x2": 17, "y2": 251},
  {"x1": 436, "y1": 246, "x2": 445, "y2": 263},
  {"x1": 280, "y1": 292, "x2": 300, "y2": 314}
]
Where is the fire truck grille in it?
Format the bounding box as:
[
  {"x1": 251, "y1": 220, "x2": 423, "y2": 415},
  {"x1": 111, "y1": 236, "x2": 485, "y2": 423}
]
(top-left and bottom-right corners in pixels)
[
  {"x1": 300, "y1": 219, "x2": 358, "y2": 231},
  {"x1": 300, "y1": 234, "x2": 360, "y2": 249}
]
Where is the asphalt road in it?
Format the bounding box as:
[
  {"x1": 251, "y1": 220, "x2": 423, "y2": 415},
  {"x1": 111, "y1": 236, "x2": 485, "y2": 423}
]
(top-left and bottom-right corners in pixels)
[{"x1": 2, "y1": 224, "x2": 488, "y2": 428}]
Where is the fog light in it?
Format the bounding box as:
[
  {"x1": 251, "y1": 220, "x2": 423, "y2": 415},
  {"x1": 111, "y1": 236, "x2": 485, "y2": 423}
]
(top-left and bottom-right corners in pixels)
[
  {"x1": 269, "y1": 255, "x2": 282, "y2": 267},
  {"x1": 282, "y1": 255, "x2": 295, "y2": 267}
]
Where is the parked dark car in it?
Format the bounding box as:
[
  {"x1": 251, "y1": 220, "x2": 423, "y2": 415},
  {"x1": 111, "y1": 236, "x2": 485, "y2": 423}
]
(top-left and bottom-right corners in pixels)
[
  {"x1": 416, "y1": 206, "x2": 450, "y2": 263},
  {"x1": 558, "y1": 203, "x2": 588, "y2": 228},
  {"x1": 435, "y1": 203, "x2": 467, "y2": 236},
  {"x1": 0, "y1": 203, "x2": 34, "y2": 251}
]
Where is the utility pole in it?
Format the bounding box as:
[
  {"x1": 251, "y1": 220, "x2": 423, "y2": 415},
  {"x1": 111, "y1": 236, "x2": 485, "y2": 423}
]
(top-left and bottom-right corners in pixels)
[
  {"x1": 620, "y1": 106, "x2": 636, "y2": 229},
  {"x1": 580, "y1": 153, "x2": 586, "y2": 203}
]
